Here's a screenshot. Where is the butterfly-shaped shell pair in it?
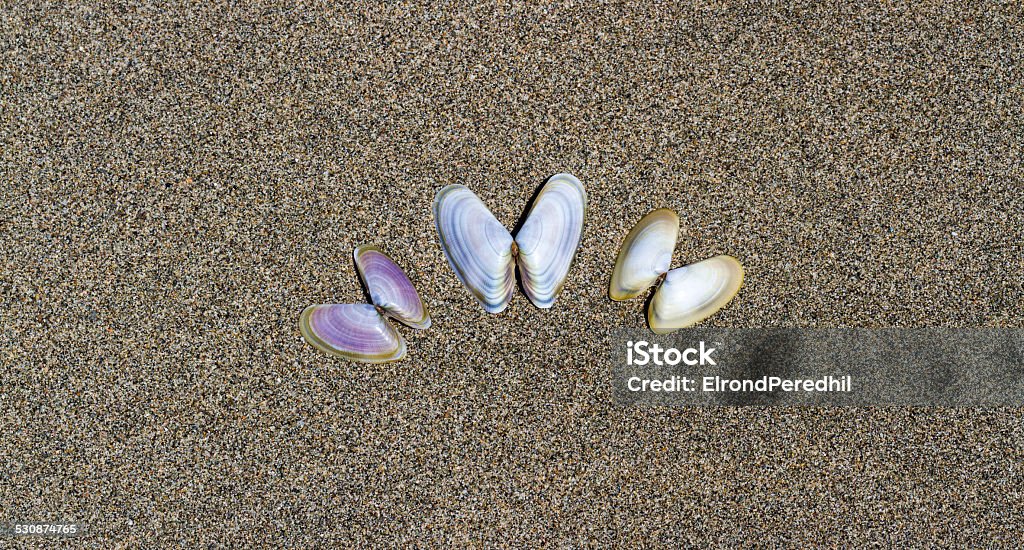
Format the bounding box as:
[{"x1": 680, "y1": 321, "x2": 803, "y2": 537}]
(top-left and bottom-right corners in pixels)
[
  {"x1": 300, "y1": 246, "x2": 430, "y2": 362},
  {"x1": 610, "y1": 209, "x2": 744, "y2": 334},
  {"x1": 434, "y1": 173, "x2": 587, "y2": 313}
]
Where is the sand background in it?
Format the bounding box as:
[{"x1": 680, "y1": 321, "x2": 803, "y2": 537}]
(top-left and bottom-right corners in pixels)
[{"x1": 2, "y1": 1, "x2": 1023, "y2": 546}]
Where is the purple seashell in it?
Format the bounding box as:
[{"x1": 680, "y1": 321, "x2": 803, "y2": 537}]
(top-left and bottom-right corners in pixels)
[
  {"x1": 299, "y1": 303, "x2": 406, "y2": 363},
  {"x1": 354, "y1": 245, "x2": 431, "y2": 330},
  {"x1": 300, "y1": 245, "x2": 430, "y2": 362}
]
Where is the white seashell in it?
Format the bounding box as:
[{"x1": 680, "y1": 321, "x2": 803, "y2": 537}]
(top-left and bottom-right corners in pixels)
[
  {"x1": 434, "y1": 174, "x2": 588, "y2": 313},
  {"x1": 433, "y1": 185, "x2": 516, "y2": 313},
  {"x1": 514, "y1": 173, "x2": 587, "y2": 308},
  {"x1": 609, "y1": 208, "x2": 679, "y2": 301},
  {"x1": 647, "y1": 255, "x2": 744, "y2": 334}
]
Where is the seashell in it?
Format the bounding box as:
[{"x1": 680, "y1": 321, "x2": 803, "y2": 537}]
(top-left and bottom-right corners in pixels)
[
  {"x1": 514, "y1": 173, "x2": 587, "y2": 308},
  {"x1": 434, "y1": 173, "x2": 587, "y2": 312},
  {"x1": 433, "y1": 185, "x2": 516, "y2": 313},
  {"x1": 354, "y1": 245, "x2": 431, "y2": 329},
  {"x1": 610, "y1": 209, "x2": 744, "y2": 333},
  {"x1": 608, "y1": 208, "x2": 679, "y2": 301},
  {"x1": 647, "y1": 255, "x2": 744, "y2": 334},
  {"x1": 299, "y1": 303, "x2": 407, "y2": 362},
  {"x1": 300, "y1": 246, "x2": 428, "y2": 362}
]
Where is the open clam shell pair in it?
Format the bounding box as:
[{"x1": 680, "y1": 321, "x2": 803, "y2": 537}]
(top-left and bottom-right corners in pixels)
[
  {"x1": 434, "y1": 173, "x2": 587, "y2": 313},
  {"x1": 300, "y1": 246, "x2": 430, "y2": 363},
  {"x1": 611, "y1": 209, "x2": 744, "y2": 334}
]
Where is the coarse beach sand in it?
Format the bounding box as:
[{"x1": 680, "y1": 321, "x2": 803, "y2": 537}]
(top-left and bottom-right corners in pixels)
[{"x1": 2, "y1": 1, "x2": 1023, "y2": 546}]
